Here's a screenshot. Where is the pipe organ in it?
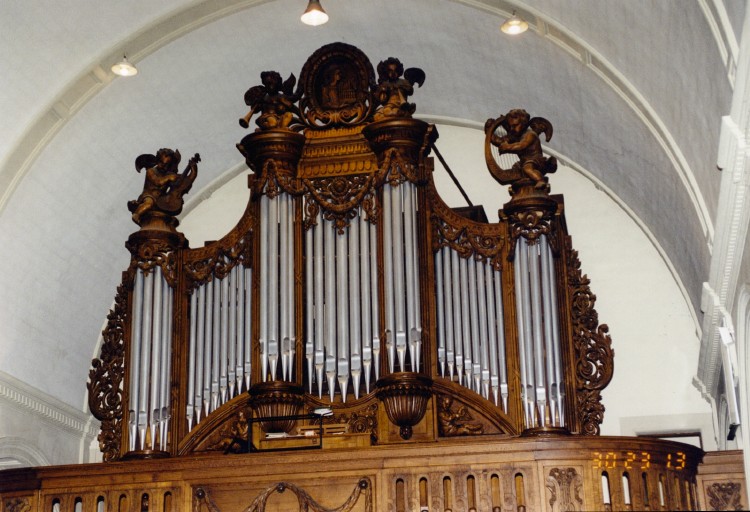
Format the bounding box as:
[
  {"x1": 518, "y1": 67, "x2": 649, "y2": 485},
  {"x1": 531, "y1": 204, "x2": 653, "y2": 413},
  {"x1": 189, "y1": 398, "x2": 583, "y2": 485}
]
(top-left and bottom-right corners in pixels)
[{"x1": 2, "y1": 43, "x2": 718, "y2": 512}]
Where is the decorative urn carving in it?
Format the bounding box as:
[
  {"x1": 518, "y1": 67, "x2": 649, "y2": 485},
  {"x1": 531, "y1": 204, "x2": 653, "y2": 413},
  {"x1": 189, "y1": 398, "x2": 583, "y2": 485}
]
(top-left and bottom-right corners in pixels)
[
  {"x1": 248, "y1": 381, "x2": 305, "y2": 434},
  {"x1": 375, "y1": 373, "x2": 433, "y2": 440}
]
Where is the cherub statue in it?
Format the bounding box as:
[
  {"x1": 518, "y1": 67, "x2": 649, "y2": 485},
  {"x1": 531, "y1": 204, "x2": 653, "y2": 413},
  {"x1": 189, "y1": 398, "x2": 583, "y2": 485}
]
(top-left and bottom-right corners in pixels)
[
  {"x1": 373, "y1": 57, "x2": 425, "y2": 121},
  {"x1": 128, "y1": 148, "x2": 200, "y2": 226},
  {"x1": 239, "y1": 71, "x2": 300, "y2": 131},
  {"x1": 485, "y1": 109, "x2": 557, "y2": 190}
]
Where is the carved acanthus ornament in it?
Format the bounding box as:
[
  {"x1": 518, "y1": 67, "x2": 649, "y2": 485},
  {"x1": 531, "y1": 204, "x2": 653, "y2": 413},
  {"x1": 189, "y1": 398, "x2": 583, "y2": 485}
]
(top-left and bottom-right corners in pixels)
[
  {"x1": 87, "y1": 282, "x2": 129, "y2": 462},
  {"x1": 184, "y1": 232, "x2": 253, "y2": 290},
  {"x1": 505, "y1": 208, "x2": 559, "y2": 260},
  {"x1": 707, "y1": 482, "x2": 744, "y2": 511},
  {"x1": 195, "y1": 478, "x2": 373, "y2": 512},
  {"x1": 567, "y1": 239, "x2": 613, "y2": 435},
  {"x1": 125, "y1": 238, "x2": 180, "y2": 286},
  {"x1": 545, "y1": 467, "x2": 584, "y2": 512}
]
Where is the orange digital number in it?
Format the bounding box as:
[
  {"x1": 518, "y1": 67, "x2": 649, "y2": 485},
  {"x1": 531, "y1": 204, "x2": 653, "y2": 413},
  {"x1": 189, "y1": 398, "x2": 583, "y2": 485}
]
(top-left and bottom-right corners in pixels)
[
  {"x1": 605, "y1": 452, "x2": 617, "y2": 469},
  {"x1": 667, "y1": 453, "x2": 672, "y2": 468},
  {"x1": 593, "y1": 451, "x2": 603, "y2": 469},
  {"x1": 676, "y1": 451, "x2": 686, "y2": 470},
  {"x1": 625, "y1": 452, "x2": 636, "y2": 469},
  {"x1": 640, "y1": 451, "x2": 651, "y2": 469}
]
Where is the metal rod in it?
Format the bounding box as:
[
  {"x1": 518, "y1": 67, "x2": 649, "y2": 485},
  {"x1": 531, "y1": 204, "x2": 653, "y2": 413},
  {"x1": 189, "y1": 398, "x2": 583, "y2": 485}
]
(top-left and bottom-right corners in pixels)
[{"x1": 431, "y1": 143, "x2": 473, "y2": 207}]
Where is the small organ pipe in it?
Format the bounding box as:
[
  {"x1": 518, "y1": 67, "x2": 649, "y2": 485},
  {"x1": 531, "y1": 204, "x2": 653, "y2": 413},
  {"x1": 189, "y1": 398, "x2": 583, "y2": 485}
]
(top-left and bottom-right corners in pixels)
[
  {"x1": 244, "y1": 267, "x2": 252, "y2": 391},
  {"x1": 476, "y1": 261, "x2": 491, "y2": 400},
  {"x1": 195, "y1": 286, "x2": 205, "y2": 423},
  {"x1": 484, "y1": 263, "x2": 499, "y2": 405},
  {"x1": 544, "y1": 238, "x2": 564, "y2": 425},
  {"x1": 160, "y1": 281, "x2": 172, "y2": 449},
  {"x1": 211, "y1": 279, "x2": 221, "y2": 412},
  {"x1": 149, "y1": 266, "x2": 163, "y2": 448},
  {"x1": 139, "y1": 271, "x2": 154, "y2": 449},
  {"x1": 220, "y1": 275, "x2": 229, "y2": 403},
  {"x1": 203, "y1": 279, "x2": 214, "y2": 415},
  {"x1": 228, "y1": 267, "x2": 237, "y2": 398},
  {"x1": 187, "y1": 292, "x2": 198, "y2": 430}
]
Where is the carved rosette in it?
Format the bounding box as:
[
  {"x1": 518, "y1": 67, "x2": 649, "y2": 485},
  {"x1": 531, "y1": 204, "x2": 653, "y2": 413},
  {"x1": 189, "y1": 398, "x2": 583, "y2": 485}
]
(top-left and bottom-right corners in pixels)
[
  {"x1": 545, "y1": 467, "x2": 583, "y2": 511},
  {"x1": 375, "y1": 373, "x2": 433, "y2": 440},
  {"x1": 567, "y1": 238, "x2": 613, "y2": 435},
  {"x1": 707, "y1": 482, "x2": 744, "y2": 511},
  {"x1": 248, "y1": 382, "x2": 305, "y2": 434},
  {"x1": 87, "y1": 281, "x2": 129, "y2": 461}
]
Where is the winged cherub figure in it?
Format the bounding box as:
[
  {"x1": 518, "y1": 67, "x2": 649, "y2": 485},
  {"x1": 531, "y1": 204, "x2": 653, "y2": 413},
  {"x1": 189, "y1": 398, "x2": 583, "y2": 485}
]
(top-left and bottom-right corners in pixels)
[
  {"x1": 239, "y1": 71, "x2": 300, "y2": 131},
  {"x1": 487, "y1": 109, "x2": 557, "y2": 190},
  {"x1": 128, "y1": 148, "x2": 200, "y2": 226},
  {"x1": 373, "y1": 57, "x2": 425, "y2": 121}
]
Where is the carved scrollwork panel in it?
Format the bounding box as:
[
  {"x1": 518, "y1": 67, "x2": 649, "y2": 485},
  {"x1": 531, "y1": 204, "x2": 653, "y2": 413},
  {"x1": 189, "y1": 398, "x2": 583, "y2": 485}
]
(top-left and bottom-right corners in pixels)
[
  {"x1": 184, "y1": 232, "x2": 253, "y2": 290},
  {"x1": 87, "y1": 280, "x2": 129, "y2": 461},
  {"x1": 567, "y1": 238, "x2": 613, "y2": 435},
  {"x1": 707, "y1": 482, "x2": 744, "y2": 511},
  {"x1": 4, "y1": 497, "x2": 31, "y2": 512},
  {"x1": 194, "y1": 477, "x2": 373, "y2": 512},
  {"x1": 545, "y1": 467, "x2": 584, "y2": 512},
  {"x1": 125, "y1": 238, "x2": 179, "y2": 286}
]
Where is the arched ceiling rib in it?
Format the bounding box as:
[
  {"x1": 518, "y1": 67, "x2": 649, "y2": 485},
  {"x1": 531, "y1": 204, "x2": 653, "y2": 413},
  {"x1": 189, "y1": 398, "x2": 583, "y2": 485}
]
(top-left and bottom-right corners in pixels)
[{"x1": 0, "y1": 0, "x2": 734, "y2": 406}]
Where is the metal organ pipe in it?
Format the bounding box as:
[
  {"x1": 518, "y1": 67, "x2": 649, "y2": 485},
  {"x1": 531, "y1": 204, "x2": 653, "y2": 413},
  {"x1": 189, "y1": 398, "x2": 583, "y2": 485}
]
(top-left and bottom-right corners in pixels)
[
  {"x1": 267, "y1": 195, "x2": 279, "y2": 381},
  {"x1": 349, "y1": 217, "x2": 362, "y2": 399},
  {"x1": 259, "y1": 196, "x2": 269, "y2": 382},
  {"x1": 528, "y1": 240, "x2": 547, "y2": 425},
  {"x1": 359, "y1": 213, "x2": 372, "y2": 394},
  {"x1": 403, "y1": 182, "x2": 418, "y2": 372},
  {"x1": 391, "y1": 184, "x2": 407, "y2": 372},
  {"x1": 324, "y1": 215, "x2": 337, "y2": 400},
  {"x1": 305, "y1": 224, "x2": 314, "y2": 393},
  {"x1": 336, "y1": 226, "x2": 350, "y2": 399},
  {"x1": 369, "y1": 219, "x2": 380, "y2": 382},
  {"x1": 279, "y1": 194, "x2": 289, "y2": 381},
  {"x1": 459, "y1": 256, "x2": 472, "y2": 386},
  {"x1": 442, "y1": 247, "x2": 455, "y2": 381},
  {"x1": 382, "y1": 184, "x2": 395, "y2": 373},
  {"x1": 313, "y1": 212, "x2": 325, "y2": 397},
  {"x1": 467, "y1": 258, "x2": 481, "y2": 392},
  {"x1": 543, "y1": 237, "x2": 564, "y2": 425},
  {"x1": 450, "y1": 250, "x2": 463, "y2": 386},
  {"x1": 435, "y1": 248, "x2": 446, "y2": 377},
  {"x1": 129, "y1": 271, "x2": 144, "y2": 451},
  {"x1": 514, "y1": 238, "x2": 533, "y2": 428}
]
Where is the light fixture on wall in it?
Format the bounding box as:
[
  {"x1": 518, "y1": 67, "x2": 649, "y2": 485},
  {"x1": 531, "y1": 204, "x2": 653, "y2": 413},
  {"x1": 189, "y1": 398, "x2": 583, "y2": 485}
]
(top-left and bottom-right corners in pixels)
[
  {"x1": 111, "y1": 56, "x2": 138, "y2": 77},
  {"x1": 500, "y1": 11, "x2": 528, "y2": 35},
  {"x1": 301, "y1": 0, "x2": 329, "y2": 26}
]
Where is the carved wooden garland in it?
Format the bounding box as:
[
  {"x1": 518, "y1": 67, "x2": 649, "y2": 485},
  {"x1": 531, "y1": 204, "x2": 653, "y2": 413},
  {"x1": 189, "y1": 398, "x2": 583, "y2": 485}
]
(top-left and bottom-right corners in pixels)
[
  {"x1": 87, "y1": 280, "x2": 129, "y2": 462},
  {"x1": 430, "y1": 191, "x2": 505, "y2": 271},
  {"x1": 194, "y1": 478, "x2": 373, "y2": 512},
  {"x1": 566, "y1": 238, "x2": 613, "y2": 435}
]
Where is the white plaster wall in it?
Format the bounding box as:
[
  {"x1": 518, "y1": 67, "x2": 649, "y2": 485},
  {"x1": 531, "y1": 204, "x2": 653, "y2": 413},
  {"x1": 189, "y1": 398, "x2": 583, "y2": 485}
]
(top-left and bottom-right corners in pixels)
[{"x1": 179, "y1": 123, "x2": 714, "y2": 446}]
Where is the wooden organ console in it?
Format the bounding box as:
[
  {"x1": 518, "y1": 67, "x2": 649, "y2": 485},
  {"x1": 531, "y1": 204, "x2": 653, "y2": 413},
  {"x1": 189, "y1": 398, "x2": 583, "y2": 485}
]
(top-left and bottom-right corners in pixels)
[{"x1": 2, "y1": 42, "x2": 736, "y2": 512}]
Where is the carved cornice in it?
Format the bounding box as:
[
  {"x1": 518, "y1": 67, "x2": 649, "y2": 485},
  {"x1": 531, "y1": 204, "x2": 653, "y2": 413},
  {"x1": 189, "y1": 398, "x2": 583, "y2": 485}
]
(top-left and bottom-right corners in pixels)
[
  {"x1": 87, "y1": 281, "x2": 128, "y2": 461},
  {"x1": 566, "y1": 238, "x2": 614, "y2": 435}
]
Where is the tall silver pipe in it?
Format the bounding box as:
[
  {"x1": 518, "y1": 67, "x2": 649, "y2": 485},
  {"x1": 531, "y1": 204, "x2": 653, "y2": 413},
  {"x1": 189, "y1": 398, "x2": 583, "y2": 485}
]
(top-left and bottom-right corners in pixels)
[
  {"x1": 286, "y1": 198, "x2": 295, "y2": 382},
  {"x1": 129, "y1": 270, "x2": 144, "y2": 450},
  {"x1": 450, "y1": 250, "x2": 463, "y2": 385},
  {"x1": 305, "y1": 225, "x2": 314, "y2": 393},
  {"x1": 391, "y1": 185, "x2": 407, "y2": 372},
  {"x1": 259, "y1": 196, "x2": 269, "y2": 382},
  {"x1": 279, "y1": 194, "x2": 289, "y2": 380},
  {"x1": 194, "y1": 285, "x2": 205, "y2": 423},
  {"x1": 138, "y1": 271, "x2": 154, "y2": 449},
  {"x1": 382, "y1": 184, "x2": 395, "y2": 373},
  {"x1": 211, "y1": 279, "x2": 220, "y2": 412},
  {"x1": 494, "y1": 268, "x2": 508, "y2": 411},
  {"x1": 409, "y1": 185, "x2": 422, "y2": 372},
  {"x1": 476, "y1": 261, "x2": 491, "y2": 400},
  {"x1": 484, "y1": 264, "x2": 499, "y2": 405},
  {"x1": 369, "y1": 221, "x2": 380, "y2": 381},
  {"x1": 220, "y1": 274, "x2": 229, "y2": 404},
  {"x1": 403, "y1": 183, "x2": 418, "y2": 371},
  {"x1": 202, "y1": 283, "x2": 212, "y2": 417},
  {"x1": 514, "y1": 238, "x2": 531, "y2": 427},
  {"x1": 244, "y1": 267, "x2": 252, "y2": 391},
  {"x1": 359, "y1": 213, "x2": 372, "y2": 393},
  {"x1": 187, "y1": 291, "x2": 198, "y2": 430},
  {"x1": 528, "y1": 241, "x2": 547, "y2": 425},
  {"x1": 160, "y1": 279, "x2": 172, "y2": 449},
  {"x1": 324, "y1": 217, "x2": 337, "y2": 400},
  {"x1": 228, "y1": 266, "x2": 237, "y2": 398},
  {"x1": 149, "y1": 266, "x2": 163, "y2": 448},
  {"x1": 336, "y1": 228, "x2": 350, "y2": 400},
  {"x1": 519, "y1": 238, "x2": 537, "y2": 426},
  {"x1": 267, "y1": 195, "x2": 279, "y2": 381},
  {"x1": 459, "y1": 256, "x2": 472, "y2": 386},
  {"x1": 434, "y1": 249, "x2": 445, "y2": 377},
  {"x1": 442, "y1": 247, "x2": 455, "y2": 381},
  {"x1": 544, "y1": 237, "x2": 564, "y2": 425},
  {"x1": 467, "y1": 258, "x2": 481, "y2": 393},
  {"x1": 349, "y1": 216, "x2": 362, "y2": 399},
  {"x1": 314, "y1": 216, "x2": 325, "y2": 397}
]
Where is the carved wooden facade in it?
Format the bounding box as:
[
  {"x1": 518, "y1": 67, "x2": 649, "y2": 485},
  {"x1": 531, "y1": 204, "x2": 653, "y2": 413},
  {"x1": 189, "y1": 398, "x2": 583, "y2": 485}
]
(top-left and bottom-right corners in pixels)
[{"x1": 0, "y1": 42, "x2": 724, "y2": 511}]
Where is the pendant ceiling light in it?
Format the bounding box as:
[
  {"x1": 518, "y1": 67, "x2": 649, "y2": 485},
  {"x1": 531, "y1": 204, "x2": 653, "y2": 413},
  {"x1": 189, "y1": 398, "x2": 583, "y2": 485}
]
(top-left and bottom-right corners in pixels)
[
  {"x1": 111, "y1": 56, "x2": 138, "y2": 77},
  {"x1": 500, "y1": 11, "x2": 528, "y2": 35},
  {"x1": 301, "y1": 0, "x2": 329, "y2": 26}
]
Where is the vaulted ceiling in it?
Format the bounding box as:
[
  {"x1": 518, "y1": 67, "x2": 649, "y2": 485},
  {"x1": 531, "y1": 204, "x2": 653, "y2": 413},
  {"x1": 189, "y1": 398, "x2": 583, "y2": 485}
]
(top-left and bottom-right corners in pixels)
[{"x1": 0, "y1": 0, "x2": 743, "y2": 408}]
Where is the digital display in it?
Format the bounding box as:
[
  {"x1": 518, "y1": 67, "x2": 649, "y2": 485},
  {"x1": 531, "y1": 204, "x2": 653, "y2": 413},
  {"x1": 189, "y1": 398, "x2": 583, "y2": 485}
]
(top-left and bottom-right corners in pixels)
[{"x1": 592, "y1": 451, "x2": 686, "y2": 471}]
